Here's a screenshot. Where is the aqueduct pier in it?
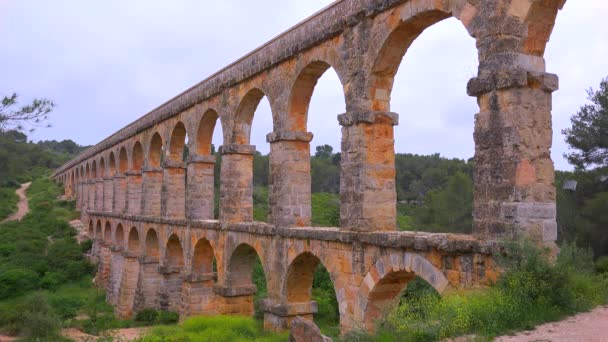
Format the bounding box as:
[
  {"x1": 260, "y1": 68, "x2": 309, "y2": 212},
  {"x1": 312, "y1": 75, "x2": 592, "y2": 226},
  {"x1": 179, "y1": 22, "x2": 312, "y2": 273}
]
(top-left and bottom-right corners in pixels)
[{"x1": 54, "y1": 0, "x2": 565, "y2": 333}]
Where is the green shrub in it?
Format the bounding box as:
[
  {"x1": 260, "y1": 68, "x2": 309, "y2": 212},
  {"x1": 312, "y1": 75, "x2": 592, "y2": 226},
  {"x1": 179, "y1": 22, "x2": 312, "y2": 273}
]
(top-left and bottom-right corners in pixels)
[
  {"x1": 596, "y1": 256, "x2": 608, "y2": 274},
  {"x1": 135, "y1": 308, "x2": 159, "y2": 325},
  {"x1": 158, "y1": 310, "x2": 180, "y2": 325},
  {"x1": 18, "y1": 293, "x2": 63, "y2": 341},
  {"x1": 0, "y1": 267, "x2": 40, "y2": 299},
  {"x1": 0, "y1": 187, "x2": 19, "y2": 221}
]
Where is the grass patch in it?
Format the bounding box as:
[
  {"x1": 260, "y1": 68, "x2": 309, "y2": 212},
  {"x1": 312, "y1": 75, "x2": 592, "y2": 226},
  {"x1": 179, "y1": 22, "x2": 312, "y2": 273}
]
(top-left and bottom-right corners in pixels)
[
  {"x1": 0, "y1": 186, "x2": 19, "y2": 221},
  {"x1": 137, "y1": 315, "x2": 288, "y2": 342}
]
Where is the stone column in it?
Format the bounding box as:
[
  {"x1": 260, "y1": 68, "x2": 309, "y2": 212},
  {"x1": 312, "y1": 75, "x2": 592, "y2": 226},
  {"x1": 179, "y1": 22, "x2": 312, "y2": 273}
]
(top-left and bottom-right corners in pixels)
[
  {"x1": 88, "y1": 180, "x2": 96, "y2": 211},
  {"x1": 107, "y1": 246, "x2": 125, "y2": 305},
  {"x1": 75, "y1": 182, "x2": 82, "y2": 209},
  {"x1": 468, "y1": 69, "x2": 558, "y2": 243},
  {"x1": 142, "y1": 167, "x2": 163, "y2": 217},
  {"x1": 103, "y1": 177, "x2": 114, "y2": 212},
  {"x1": 161, "y1": 160, "x2": 186, "y2": 219},
  {"x1": 133, "y1": 256, "x2": 162, "y2": 311},
  {"x1": 97, "y1": 242, "x2": 112, "y2": 288},
  {"x1": 186, "y1": 155, "x2": 216, "y2": 220},
  {"x1": 113, "y1": 175, "x2": 127, "y2": 214},
  {"x1": 158, "y1": 265, "x2": 184, "y2": 313},
  {"x1": 116, "y1": 252, "x2": 140, "y2": 319},
  {"x1": 261, "y1": 299, "x2": 318, "y2": 331},
  {"x1": 219, "y1": 145, "x2": 256, "y2": 223},
  {"x1": 213, "y1": 284, "x2": 257, "y2": 316},
  {"x1": 95, "y1": 179, "x2": 104, "y2": 211},
  {"x1": 267, "y1": 131, "x2": 313, "y2": 227},
  {"x1": 126, "y1": 171, "x2": 143, "y2": 216},
  {"x1": 338, "y1": 111, "x2": 398, "y2": 231},
  {"x1": 180, "y1": 272, "x2": 219, "y2": 317},
  {"x1": 82, "y1": 182, "x2": 89, "y2": 211}
]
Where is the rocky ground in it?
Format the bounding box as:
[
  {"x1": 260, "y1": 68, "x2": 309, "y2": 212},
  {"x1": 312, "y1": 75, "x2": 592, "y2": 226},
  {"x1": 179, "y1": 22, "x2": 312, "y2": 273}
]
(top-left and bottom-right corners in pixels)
[{"x1": 1, "y1": 182, "x2": 31, "y2": 223}]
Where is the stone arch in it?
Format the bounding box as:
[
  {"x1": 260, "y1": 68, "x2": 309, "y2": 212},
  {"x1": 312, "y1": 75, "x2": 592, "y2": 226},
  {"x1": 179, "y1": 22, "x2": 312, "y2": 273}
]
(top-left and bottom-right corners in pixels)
[
  {"x1": 115, "y1": 223, "x2": 125, "y2": 248},
  {"x1": 232, "y1": 88, "x2": 268, "y2": 145},
  {"x1": 195, "y1": 109, "x2": 219, "y2": 155},
  {"x1": 88, "y1": 220, "x2": 94, "y2": 237},
  {"x1": 164, "y1": 234, "x2": 185, "y2": 269},
  {"x1": 127, "y1": 227, "x2": 141, "y2": 254},
  {"x1": 358, "y1": 252, "x2": 449, "y2": 330},
  {"x1": 99, "y1": 157, "x2": 106, "y2": 178},
  {"x1": 92, "y1": 160, "x2": 98, "y2": 178},
  {"x1": 191, "y1": 238, "x2": 215, "y2": 275},
  {"x1": 522, "y1": 1, "x2": 564, "y2": 57},
  {"x1": 168, "y1": 121, "x2": 188, "y2": 162},
  {"x1": 148, "y1": 132, "x2": 163, "y2": 168},
  {"x1": 85, "y1": 163, "x2": 90, "y2": 180},
  {"x1": 368, "y1": 2, "x2": 477, "y2": 111},
  {"x1": 118, "y1": 147, "x2": 128, "y2": 174},
  {"x1": 104, "y1": 222, "x2": 112, "y2": 244},
  {"x1": 286, "y1": 60, "x2": 346, "y2": 132},
  {"x1": 108, "y1": 151, "x2": 117, "y2": 177},
  {"x1": 225, "y1": 243, "x2": 266, "y2": 288},
  {"x1": 145, "y1": 228, "x2": 160, "y2": 258},
  {"x1": 96, "y1": 220, "x2": 103, "y2": 238},
  {"x1": 132, "y1": 141, "x2": 144, "y2": 171}
]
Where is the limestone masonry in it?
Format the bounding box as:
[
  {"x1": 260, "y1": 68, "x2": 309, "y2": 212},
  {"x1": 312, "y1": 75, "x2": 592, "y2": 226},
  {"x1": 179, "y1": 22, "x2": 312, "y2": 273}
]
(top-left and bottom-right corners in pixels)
[{"x1": 55, "y1": 0, "x2": 565, "y2": 333}]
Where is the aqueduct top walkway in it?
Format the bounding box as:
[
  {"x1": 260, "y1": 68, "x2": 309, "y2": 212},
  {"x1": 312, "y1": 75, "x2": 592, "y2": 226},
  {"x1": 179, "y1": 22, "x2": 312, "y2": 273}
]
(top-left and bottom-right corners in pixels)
[{"x1": 54, "y1": 0, "x2": 565, "y2": 333}]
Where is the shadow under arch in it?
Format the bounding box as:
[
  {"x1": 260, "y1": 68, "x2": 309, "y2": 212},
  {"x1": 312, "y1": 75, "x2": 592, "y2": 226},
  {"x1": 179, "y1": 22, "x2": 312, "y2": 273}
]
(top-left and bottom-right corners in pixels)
[
  {"x1": 283, "y1": 251, "x2": 340, "y2": 329},
  {"x1": 160, "y1": 234, "x2": 185, "y2": 312},
  {"x1": 104, "y1": 222, "x2": 112, "y2": 244},
  {"x1": 224, "y1": 242, "x2": 268, "y2": 317},
  {"x1": 127, "y1": 227, "x2": 140, "y2": 254},
  {"x1": 115, "y1": 223, "x2": 125, "y2": 249},
  {"x1": 144, "y1": 228, "x2": 160, "y2": 259}
]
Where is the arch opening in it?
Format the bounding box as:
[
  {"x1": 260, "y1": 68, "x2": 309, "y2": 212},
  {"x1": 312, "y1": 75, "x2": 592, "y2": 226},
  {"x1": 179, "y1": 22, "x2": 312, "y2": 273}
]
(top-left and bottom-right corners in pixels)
[
  {"x1": 127, "y1": 227, "x2": 140, "y2": 254},
  {"x1": 95, "y1": 220, "x2": 102, "y2": 239},
  {"x1": 168, "y1": 121, "x2": 188, "y2": 162},
  {"x1": 115, "y1": 223, "x2": 125, "y2": 249},
  {"x1": 145, "y1": 229, "x2": 160, "y2": 258},
  {"x1": 226, "y1": 243, "x2": 268, "y2": 318},
  {"x1": 164, "y1": 235, "x2": 184, "y2": 269},
  {"x1": 148, "y1": 133, "x2": 163, "y2": 168},
  {"x1": 99, "y1": 158, "x2": 106, "y2": 178},
  {"x1": 132, "y1": 141, "x2": 144, "y2": 171},
  {"x1": 108, "y1": 152, "x2": 117, "y2": 177},
  {"x1": 104, "y1": 222, "x2": 112, "y2": 244},
  {"x1": 118, "y1": 147, "x2": 128, "y2": 174},
  {"x1": 191, "y1": 238, "x2": 215, "y2": 276},
  {"x1": 377, "y1": 16, "x2": 478, "y2": 234},
  {"x1": 88, "y1": 220, "x2": 94, "y2": 238}
]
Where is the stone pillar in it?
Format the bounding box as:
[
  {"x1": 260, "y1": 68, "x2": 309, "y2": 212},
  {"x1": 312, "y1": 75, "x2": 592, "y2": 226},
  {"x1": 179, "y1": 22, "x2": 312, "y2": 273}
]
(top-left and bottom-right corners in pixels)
[
  {"x1": 88, "y1": 180, "x2": 96, "y2": 211},
  {"x1": 97, "y1": 242, "x2": 112, "y2": 288},
  {"x1": 133, "y1": 256, "x2": 162, "y2": 311},
  {"x1": 95, "y1": 179, "x2": 104, "y2": 211},
  {"x1": 113, "y1": 175, "x2": 127, "y2": 214},
  {"x1": 76, "y1": 182, "x2": 82, "y2": 209},
  {"x1": 180, "y1": 272, "x2": 219, "y2": 317},
  {"x1": 468, "y1": 70, "x2": 558, "y2": 243},
  {"x1": 219, "y1": 145, "x2": 256, "y2": 223},
  {"x1": 126, "y1": 171, "x2": 143, "y2": 216},
  {"x1": 158, "y1": 265, "x2": 183, "y2": 313},
  {"x1": 186, "y1": 155, "x2": 216, "y2": 220},
  {"x1": 162, "y1": 160, "x2": 186, "y2": 219},
  {"x1": 107, "y1": 246, "x2": 125, "y2": 305},
  {"x1": 338, "y1": 111, "x2": 398, "y2": 231},
  {"x1": 213, "y1": 285, "x2": 257, "y2": 316},
  {"x1": 82, "y1": 182, "x2": 89, "y2": 211},
  {"x1": 267, "y1": 131, "x2": 313, "y2": 227},
  {"x1": 142, "y1": 167, "x2": 163, "y2": 217},
  {"x1": 103, "y1": 177, "x2": 114, "y2": 212},
  {"x1": 261, "y1": 299, "x2": 318, "y2": 331},
  {"x1": 116, "y1": 252, "x2": 140, "y2": 319}
]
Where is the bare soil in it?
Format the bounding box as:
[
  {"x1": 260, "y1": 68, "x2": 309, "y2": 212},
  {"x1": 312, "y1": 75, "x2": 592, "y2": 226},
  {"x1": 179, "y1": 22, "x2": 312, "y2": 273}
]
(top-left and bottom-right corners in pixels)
[{"x1": 1, "y1": 182, "x2": 31, "y2": 223}]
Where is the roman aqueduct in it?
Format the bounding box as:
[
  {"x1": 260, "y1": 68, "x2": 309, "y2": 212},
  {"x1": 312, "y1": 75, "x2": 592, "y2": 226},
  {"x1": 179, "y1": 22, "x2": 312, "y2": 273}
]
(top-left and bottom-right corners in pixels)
[{"x1": 54, "y1": 0, "x2": 565, "y2": 333}]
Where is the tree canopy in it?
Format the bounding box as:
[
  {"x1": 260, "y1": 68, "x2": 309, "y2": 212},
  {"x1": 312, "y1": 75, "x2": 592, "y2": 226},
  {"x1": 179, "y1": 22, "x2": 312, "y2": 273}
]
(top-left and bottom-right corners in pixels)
[
  {"x1": 563, "y1": 76, "x2": 608, "y2": 170},
  {"x1": 0, "y1": 93, "x2": 55, "y2": 132}
]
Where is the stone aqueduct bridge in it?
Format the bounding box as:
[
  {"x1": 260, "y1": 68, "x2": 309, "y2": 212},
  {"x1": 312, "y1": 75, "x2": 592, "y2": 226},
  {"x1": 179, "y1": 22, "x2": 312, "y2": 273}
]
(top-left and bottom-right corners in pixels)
[{"x1": 53, "y1": 0, "x2": 565, "y2": 333}]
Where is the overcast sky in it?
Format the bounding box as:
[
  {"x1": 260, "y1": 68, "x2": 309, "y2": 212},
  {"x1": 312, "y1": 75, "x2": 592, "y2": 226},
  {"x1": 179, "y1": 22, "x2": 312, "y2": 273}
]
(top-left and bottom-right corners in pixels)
[{"x1": 1, "y1": 1, "x2": 606, "y2": 171}]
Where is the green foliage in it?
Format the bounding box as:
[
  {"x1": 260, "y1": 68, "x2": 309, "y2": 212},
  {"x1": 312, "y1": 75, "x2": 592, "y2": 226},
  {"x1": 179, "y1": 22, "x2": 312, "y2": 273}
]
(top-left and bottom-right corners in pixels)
[
  {"x1": 137, "y1": 316, "x2": 288, "y2": 342},
  {"x1": 311, "y1": 193, "x2": 340, "y2": 227},
  {"x1": 253, "y1": 186, "x2": 269, "y2": 222},
  {"x1": 356, "y1": 242, "x2": 608, "y2": 341},
  {"x1": 135, "y1": 309, "x2": 180, "y2": 326},
  {"x1": 312, "y1": 264, "x2": 340, "y2": 337},
  {"x1": 596, "y1": 256, "x2": 608, "y2": 274},
  {"x1": 0, "y1": 130, "x2": 88, "y2": 185},
  {"x1": 0, "y1": 92, "x2": 55, "y2": 133},
  {"x1": 562, "y1": 76, "x2": 608, "y2": 170},
  {"x1": 0, "y1": 186, "x2": 19, "y2": 221}
]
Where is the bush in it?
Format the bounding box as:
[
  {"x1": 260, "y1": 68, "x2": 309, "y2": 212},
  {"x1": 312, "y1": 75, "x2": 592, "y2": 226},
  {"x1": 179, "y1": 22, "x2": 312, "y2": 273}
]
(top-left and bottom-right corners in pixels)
[
  {"x1": 158, "y1": 311, "x2": 179, "y2": 325},
  {"x1": 135, "y1": 309, "x2": 159, "y2": 325},
  {"x1": 596, "y1": 256, "x2": 608, "y2": 274},
  {"x1": 17, "y1": 293, "x2": 64, "y2": 341}
]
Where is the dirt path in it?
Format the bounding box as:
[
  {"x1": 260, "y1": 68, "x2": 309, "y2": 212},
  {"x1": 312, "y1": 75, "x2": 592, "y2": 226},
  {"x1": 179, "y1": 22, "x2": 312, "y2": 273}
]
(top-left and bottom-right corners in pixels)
[
  {"x1": 1, "y1": 182, "x2": 31, "y2": 224},
  {"x1": 496, "y1": 305, "x2": 608, "y2": 342}
]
